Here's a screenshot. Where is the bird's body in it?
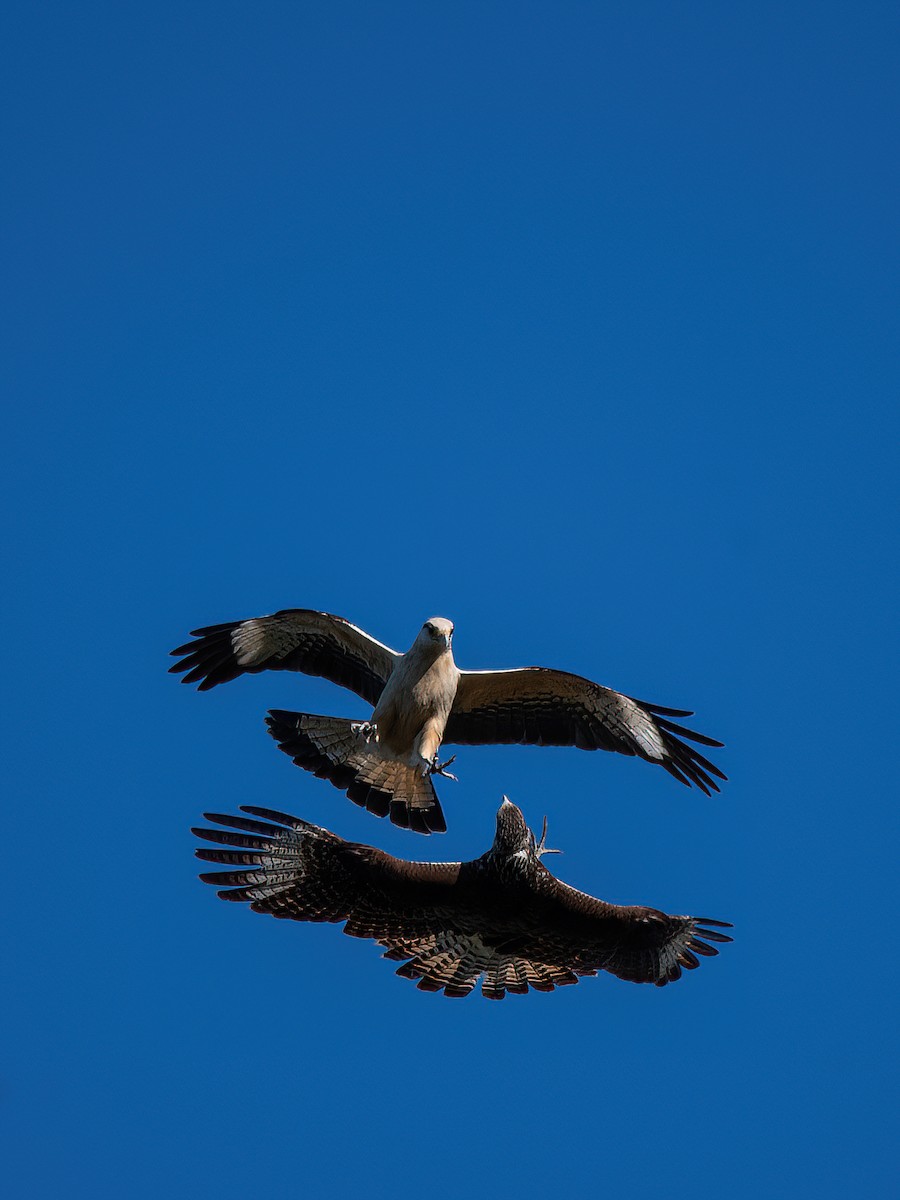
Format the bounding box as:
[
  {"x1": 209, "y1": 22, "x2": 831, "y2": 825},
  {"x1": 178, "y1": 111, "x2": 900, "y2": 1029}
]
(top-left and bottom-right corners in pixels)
[
  {"x1": 193, "y1": 799, "x2": 732, "y2": 999},
  {"x1": 171, "y1": 608, "x2": 726, "y2": 833},
  {"x1": 370, "y1": 618, "x2": 458, "y2": 770}
]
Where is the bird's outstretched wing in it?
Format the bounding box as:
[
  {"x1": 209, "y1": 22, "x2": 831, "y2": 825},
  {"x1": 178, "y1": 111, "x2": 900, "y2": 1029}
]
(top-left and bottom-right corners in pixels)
[
  {"x1": 519, "y1": 873, "x2": 733, "y2": 987},
  {"x1": 445, "y1": 668, "x2": 726, "y2": 794},
  {"x1": 170, "y1": 609, "x2": 398, "y2": 705},
  {"x1": 193, "y1": 808, "x2": 731, "y2": 998},
  {"x1": 194, "y1": 805, "x2": 462, "y2": 932}
]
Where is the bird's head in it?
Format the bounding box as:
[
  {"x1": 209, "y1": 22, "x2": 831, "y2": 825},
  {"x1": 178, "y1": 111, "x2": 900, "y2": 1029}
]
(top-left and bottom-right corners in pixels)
[
  {"x1": 492, "y1": 797, "x2": 562, "y2": 862},
  {"x1": 420, "y1": 617, "x2": 454, "y2": 651}
]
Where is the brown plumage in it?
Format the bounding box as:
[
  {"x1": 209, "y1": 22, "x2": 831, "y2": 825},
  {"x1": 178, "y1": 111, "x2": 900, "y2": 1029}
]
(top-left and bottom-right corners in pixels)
[
  {"x1": 171, "y1": 609, "x2": 726, "y2": 833},
  {"x1": 193, "y1": 798, "x2": 732, "y2": 999}
]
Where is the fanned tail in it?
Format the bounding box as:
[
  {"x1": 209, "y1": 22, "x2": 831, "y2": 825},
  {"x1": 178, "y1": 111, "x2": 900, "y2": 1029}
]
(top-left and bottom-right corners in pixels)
[{"x1": 265, "y1": 710, "x2": 447, "y2": 835}]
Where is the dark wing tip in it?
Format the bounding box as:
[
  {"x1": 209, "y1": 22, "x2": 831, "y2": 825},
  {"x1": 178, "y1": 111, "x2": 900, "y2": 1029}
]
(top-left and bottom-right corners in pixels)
[
  {"x1": 693, "y1": 926, "x2": 733, "y2": 944},
  {"x1": 655, "y1": 719, "x2": 727, "y2": 794},
  {"x1": 655, "y1": 716, "x2": 726, "y2": 752},
  {"x1": 240, "y1": 804, "x2": 294, "y2": 821},
  {"x1": 663, "y1": 760, "x2": 693, "y2": 789},
  {"x1": 266, "y1": 709, "x2": 296, "y2": 727},
  {"x1": 631, "y1": 697, "x2": 695, "y2": 719},
  {"x1": 240, "y1": 805, "x2": 318, "y2": 833},
  {"x1": 630, "y1": 698, "x2": 727, "y2": 790},
  {"x1": 196, "y1": 811, "x2": 287, "y2": 837}
]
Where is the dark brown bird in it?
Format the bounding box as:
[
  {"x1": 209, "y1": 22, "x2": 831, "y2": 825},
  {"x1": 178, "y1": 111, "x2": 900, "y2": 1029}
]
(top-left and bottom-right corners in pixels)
[
  {"x1": 193, "y1": 798, "x2": 732, "y2": 999},
  {"x1": 171, "y1": 609, "x2": 726, "y2": 834}
]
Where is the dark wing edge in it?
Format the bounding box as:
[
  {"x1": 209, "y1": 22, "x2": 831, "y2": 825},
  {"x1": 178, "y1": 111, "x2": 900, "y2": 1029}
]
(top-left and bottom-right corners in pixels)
[
  {"x1": 445, "y1": 668, "x2": 727, "y2": 794},
  {"x1": 192, "y1": 807, "x2": 358, "y2": 920},
  {"x1": 599, "y1": 911, "x2": 733, "y2": 987},
  {"x1": 533, "y1": 878, "x2": 733, "y2": 987},
  {"x1": 192, "y1": 806, "x2": 466, "y2": 953},
  {"x1": 631, "y1": 697, "x2": 727, "y2": 796},
  {"x1": 169, "y1": 609, "x2": 398, "y2": 704}
]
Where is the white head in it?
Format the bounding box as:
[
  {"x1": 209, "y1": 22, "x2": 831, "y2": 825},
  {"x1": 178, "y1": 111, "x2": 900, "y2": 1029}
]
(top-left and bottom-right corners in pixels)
[{"x1": 418, "y1": 616, "x2": 454, "y2": 651}]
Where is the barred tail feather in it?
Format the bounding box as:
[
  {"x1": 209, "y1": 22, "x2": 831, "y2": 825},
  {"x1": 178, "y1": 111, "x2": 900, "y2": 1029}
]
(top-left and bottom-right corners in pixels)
[
  {"x1": 386, "y1": 934, "x2": 581, "y2": 1000},
  {"x1": 266, "y1": 710, "x2": 446, "y2": 834}
]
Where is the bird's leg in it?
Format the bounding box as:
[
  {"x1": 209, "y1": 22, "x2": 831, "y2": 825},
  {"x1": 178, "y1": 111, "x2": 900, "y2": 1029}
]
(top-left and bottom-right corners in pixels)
[
  {"x1": 351, "y1": 720, "x2": 377, "y2": 744},
  {"x1": 429, "y1": 753, "x2": 458, "y2": 782},
  {"x1": 536, "y1": 815, "x2": 562, "y2": 858},
  {"x1": 414, "y1": 719, "x2": 456, "y2": 779}
]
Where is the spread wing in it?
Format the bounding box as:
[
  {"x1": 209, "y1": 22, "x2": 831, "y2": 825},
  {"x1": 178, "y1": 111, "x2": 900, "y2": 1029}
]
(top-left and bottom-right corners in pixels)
[
  {"x1": 170, "y1": 609, "x2": 398, "y2": 705},
  {"x1": 515, "y1": 873, "x2": 733, "y2": 988},
  {"x1": 194, "y1": 804, "x2": 465, "y2": 934},
  {"x1": 445, "y1": 668, "x2": 726, "y2": 794},
  {"x1": 193, "y1": 808, "x2": 731, "y2": 999}
]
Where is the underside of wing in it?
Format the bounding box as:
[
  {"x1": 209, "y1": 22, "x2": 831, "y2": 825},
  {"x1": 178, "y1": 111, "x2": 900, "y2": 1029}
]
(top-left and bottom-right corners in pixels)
[
  {"x1": 170, "y1": 608, "x2": 398, "y2": 704},
  {"x1": 192, "y1": 808, "x2": 732, "y2": 999},
  {"x1": 193, "y1": 805, "x2": 462, "y2": 930},
  {"x1": 383, "y1": 930, "x2": 586, "y2": 999},
  {"x1": 193, "y1": 810, "x2": 591, "y2": 998},
  {"x1": 597, "y1": 912, "x2": 733, "y2": 986},
  {"x1": 526, "y1": 879, "x2": 733, "y2": 987},
  {"x1": 445, "y1": 667, "x2": 727, "y2": 794},
  {"x1": 193, "y1": 806, "x2": 364, "y2": 920}
]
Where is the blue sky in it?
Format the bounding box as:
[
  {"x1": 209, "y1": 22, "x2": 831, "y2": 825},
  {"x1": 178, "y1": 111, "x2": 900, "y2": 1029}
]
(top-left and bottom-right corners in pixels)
[{"x1": 3, "y1": 3, "x2": 897, "y2": 1196}]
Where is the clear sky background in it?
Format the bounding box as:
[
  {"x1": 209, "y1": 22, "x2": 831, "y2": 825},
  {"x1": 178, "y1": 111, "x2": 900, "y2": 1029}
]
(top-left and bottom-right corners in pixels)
[{"x1": 3, "y1": 3, "x2": 897, "y2": 1197}]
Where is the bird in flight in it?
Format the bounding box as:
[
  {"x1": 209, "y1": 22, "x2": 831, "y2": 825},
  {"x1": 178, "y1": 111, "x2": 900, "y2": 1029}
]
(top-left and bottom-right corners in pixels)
[
  {"x1": 193, "y1": 798, "x2": 732, "y2": 999},
  {"x1": 171, "y1": 609, "x2": 726, "y2": 834}
]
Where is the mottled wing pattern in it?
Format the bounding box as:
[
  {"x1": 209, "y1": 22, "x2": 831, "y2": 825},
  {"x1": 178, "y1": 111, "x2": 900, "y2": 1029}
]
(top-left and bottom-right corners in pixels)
[
  {"x1": 170, "y1": 609, "x2": 397, "y2": 704},
  {"x1": 193, "y1": 809, "x2": 731, "y2": 999},
  {"x1": 193, "y1": 810, "x2": 582, "y2": 998},
  {"x1": 446, "y1": 668, "x2": 726, "y2": 794},
  {"x1": 194, "y1": 811, "x2": 566, "y2": 998},
  {"x1": 395, "y1": 892, "x2": 732, "y2": 998},
  {"x1": 195, "y1": 808, "x2": 358, "y2": 920},
  {"x1": 194, "y1": 805, "x2": 463, "y2": 935},
  {"x1": 388, "y1": 933, "x2": 586, "y2": 999},
  {"x1": 525, "y1": 874, "x2": 733, "y2": 987}
]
